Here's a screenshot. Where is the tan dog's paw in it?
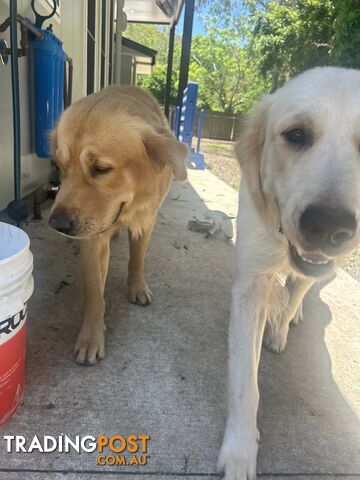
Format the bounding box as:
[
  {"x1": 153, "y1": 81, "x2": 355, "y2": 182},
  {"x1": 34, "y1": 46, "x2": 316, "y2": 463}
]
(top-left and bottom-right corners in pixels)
[
  {"x1": 127, "y1": 280, "x2": 153, "y2": 306},
  {"x1": 74, "y1": 323, "x2": 105, "y2": 366},
  {"x1": 263, "y1": 323, "x2": 289, "y2": 354}
]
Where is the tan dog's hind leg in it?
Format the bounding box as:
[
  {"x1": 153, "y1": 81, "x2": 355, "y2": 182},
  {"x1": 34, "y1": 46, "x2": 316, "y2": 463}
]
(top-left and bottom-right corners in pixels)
[
  {"x1": 74, "y1": 232, "x2": 111, "y2": 365},
  {"x1": 263, "y1": 276, "x2": 313, "y2": 353},
  {"x1": 127, "y1": 223, "x2": 154, "y2": 306}
]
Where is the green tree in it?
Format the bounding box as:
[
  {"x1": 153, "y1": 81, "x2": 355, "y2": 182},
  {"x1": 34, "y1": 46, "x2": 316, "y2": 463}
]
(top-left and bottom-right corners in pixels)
[
  {"x1": 189, "y1": 30, "x2": 269, "y2": 112},
  {"x1": 332, "y1": 0, "x2": 360, "y2": 68},
  {"x1": 250, "y1": 1, "x2": 335, "y2": 89},
  {"x1": 127, "y1": 1, "x2": 360, "y2": 114},
  {"x1": 125, "y1": 24, "x2": 175, "y2": 65},
  {"x1": 138, "y1": 65, "x2": 179, "y2": 104}
]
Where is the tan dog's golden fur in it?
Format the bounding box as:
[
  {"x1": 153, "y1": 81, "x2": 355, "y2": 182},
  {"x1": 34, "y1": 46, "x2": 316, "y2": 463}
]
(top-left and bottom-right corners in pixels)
[{"x1": 49, "y1": 86, "x2": 188, "y2": 365}]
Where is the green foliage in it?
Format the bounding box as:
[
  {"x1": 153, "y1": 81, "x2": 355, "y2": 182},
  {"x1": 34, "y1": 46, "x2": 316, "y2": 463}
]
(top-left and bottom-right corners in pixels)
[
  {"x1": 189, "y1": 30, "x2": 270, "y2": 112},
  {"x1": 251, "y1": 1, "x2": 336, "y2": 89},
  {"x1": 124, "y1": 24, "x2": 181, "y2": 103},
  {"x1": 332, "y1": 0, "x2": 360, "y2": 68},
  {"x1": 138, "y1": 65, "x2": 178, "y2": 105},
  {"x1": 197, "y1": 0, "x2": 247, "y2": 33},
  {"x1": 125, "y1": 24, "x2": 180, "y2": 65},
  {"x1": 126, "y1": 1, "x2": 360, "y2": 114}
]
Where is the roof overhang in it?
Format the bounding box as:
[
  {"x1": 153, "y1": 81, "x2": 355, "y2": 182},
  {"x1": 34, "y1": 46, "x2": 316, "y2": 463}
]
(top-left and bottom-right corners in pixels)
[
  {"x1": 123, "y1": 0, "x2": 184, "y2": 26},
  {"x1": 121, "y1": 37, "x2": 157, "y2": 74}
]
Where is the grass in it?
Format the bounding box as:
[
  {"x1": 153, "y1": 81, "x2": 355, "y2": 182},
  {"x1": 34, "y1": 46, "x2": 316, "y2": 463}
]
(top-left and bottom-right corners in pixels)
[{"x1": 200, "y1": 139, "x2": 234, "y2": 152}]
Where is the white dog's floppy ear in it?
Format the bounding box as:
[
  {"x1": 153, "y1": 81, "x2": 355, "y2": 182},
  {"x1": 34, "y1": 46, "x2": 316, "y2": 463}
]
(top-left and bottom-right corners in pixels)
[
  {"x1": 235, "y1": 94, "x2": 272, "y2": 214},
  {"x1": 143, "y1": 127, "x2": 188, "y2": 181}
]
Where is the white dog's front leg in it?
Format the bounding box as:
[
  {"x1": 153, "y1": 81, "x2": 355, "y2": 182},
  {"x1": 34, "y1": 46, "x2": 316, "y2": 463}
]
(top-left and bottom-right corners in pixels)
[
  {"x1": 263, "y1": 276, "x2": 313, "y2": 353},
  {"x1": 218, "y1": 277, "x2": 268, "y2": 480}
]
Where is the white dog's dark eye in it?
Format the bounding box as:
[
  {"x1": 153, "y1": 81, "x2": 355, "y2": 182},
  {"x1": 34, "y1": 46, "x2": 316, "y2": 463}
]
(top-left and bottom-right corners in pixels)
[
  {"x1": 91, "y1": 165, "x2": 114, "y2": 177},
  {"x1": 282, "y1": 128, "x2": 307, "y2": 146}
]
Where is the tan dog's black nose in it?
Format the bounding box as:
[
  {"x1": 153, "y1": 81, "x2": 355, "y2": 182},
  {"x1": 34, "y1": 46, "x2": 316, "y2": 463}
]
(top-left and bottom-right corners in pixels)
[
  {"x1": 300, "y1": 205, "x2": 356, "y2": 251},
  {"x1": 49, "y1": 210, "x2": 78, "y2": 235}
]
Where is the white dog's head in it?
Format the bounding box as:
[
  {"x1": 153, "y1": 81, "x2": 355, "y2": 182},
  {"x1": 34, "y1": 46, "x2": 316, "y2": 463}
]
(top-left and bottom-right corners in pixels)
[{"x1": 237, "y1": 67, "x2": 360, "y2": 277}]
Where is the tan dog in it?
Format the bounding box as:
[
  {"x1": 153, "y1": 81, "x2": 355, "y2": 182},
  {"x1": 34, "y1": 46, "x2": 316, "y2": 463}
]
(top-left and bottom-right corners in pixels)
[{"x1": 49, "y1": 86, "x2": 188, "y2": 365}]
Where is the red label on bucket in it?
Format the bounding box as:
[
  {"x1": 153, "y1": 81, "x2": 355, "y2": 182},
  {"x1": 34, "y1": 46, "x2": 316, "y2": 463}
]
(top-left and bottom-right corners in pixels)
[{"x1": 0, "y1": 304, "x2": 27, "y2": 427}]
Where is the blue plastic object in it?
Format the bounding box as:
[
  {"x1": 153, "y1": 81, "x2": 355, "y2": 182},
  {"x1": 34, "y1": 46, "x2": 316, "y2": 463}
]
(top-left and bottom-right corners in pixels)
[
  {"x1": 32, "y1": 29, "x2": 66, "y2": 158},
  {"x1": 196, "y1": 108, "x2": 205, "y2": 154},
  {"x1": 178, "y1": 82, "x2": 198, "y2": 147},
  {"x1": 176, "y1": 83, "x2": 206, "y2": 170},
  {"x1": 189, "y1": 107, "x2": 206, "y2": 170}
]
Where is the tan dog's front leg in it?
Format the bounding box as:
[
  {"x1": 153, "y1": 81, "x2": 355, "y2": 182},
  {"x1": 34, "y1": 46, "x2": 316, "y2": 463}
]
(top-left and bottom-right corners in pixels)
[
  {"x1": 74, "y1": 232, "x2": 111, "y2": 365},
  {"x1": 127, "y1": 223, "x2": 154, "y2": 306}
]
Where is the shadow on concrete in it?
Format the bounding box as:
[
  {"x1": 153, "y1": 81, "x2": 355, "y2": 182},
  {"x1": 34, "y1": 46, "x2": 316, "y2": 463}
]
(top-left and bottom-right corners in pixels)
[{"x1": 258, "y1": 279, "x2": 360, "y2": 474}]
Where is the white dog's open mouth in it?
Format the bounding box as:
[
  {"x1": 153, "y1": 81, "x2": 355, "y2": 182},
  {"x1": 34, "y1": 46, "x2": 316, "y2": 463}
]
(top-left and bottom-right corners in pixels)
[{"x1": 289, "y1": 243, "x2": 334, "y2": 277}]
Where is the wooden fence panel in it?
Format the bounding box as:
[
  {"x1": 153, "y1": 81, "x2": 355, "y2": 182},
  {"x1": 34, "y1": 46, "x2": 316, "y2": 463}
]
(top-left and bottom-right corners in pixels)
[
  {"x1": 233, "y1": 114, "x2": 246, "y2": 141},
  {"x1": 167, "y1": 106, "x2": 245, "y2": 142},
  {"x1": 194, "y1": 111, "x2": 244, "y2": 141}
]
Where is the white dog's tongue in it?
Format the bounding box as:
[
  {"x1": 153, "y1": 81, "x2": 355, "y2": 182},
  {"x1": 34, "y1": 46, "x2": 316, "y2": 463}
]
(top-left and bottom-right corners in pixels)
[{"x1": 299, "y1": 249, "x2": 329, "y2": 265}]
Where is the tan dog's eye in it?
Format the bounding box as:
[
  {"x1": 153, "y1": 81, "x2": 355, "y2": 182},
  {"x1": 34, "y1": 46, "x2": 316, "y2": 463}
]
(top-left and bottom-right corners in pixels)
[
  {"x1": 282, "y1": 128, "x2": 309, "y2": 147},
  {"x1": 90, "y1": 165, "x2": 114, "y2": 177}
]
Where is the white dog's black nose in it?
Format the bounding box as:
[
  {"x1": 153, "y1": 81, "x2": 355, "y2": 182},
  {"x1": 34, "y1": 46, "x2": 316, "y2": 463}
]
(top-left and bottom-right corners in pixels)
[
  {"x1": 49, "y1": 210, "x2": 78, "y2": 235},
  {"x1": 300, "y1": 205, "x2": 356, "y2": 251}
]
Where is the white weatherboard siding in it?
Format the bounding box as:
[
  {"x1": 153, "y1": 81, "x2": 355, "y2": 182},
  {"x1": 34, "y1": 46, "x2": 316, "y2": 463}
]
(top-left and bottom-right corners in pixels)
[{"x1": 0, "y1": 0, "x2": 88, "y2": 211}]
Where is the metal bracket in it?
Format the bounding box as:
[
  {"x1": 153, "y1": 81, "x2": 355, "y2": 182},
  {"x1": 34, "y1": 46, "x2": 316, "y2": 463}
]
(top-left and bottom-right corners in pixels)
[
  {"x1": 0, "y1": 15, "x2": 44, "y2": 60},
  {"x1": 0, "y1": 39, "x2": 9, "y2": 65}
]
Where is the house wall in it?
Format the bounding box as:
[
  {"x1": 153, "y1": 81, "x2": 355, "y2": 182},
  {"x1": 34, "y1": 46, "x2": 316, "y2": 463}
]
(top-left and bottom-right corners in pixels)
[
  {"x1": 0, "y1": 0, "x2": 88, "y2": 211},
  {"x1": 120, "y1": 55, "x2": 132, "y2": 85}
]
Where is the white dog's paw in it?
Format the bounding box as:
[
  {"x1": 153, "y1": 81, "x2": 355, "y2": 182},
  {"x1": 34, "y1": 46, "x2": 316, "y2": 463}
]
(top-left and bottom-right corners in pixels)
[
  {"x1": 74, "y1": 323, "x2": 106, "y2": 366},
  {"x1": 291, "y1": 302, "x2": 303, "y2": 325},
  {"x1": 263, "y1": 323, "x2": 289, "y2": 354},
  {"x1": 217, "y1": 429, "x2": 259, "y2": 480}
]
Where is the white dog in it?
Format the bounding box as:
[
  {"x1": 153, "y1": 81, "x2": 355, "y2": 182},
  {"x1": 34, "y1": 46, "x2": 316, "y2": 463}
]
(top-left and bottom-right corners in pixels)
[{"x1": 218, "y1": 67, "x2": 360, "y2": 479}]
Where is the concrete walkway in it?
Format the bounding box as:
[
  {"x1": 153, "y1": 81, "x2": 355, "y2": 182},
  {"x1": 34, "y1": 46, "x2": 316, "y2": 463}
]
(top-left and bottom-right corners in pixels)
[{"x1": 0, "y1": 170, "x2": 359, "y2": 479}]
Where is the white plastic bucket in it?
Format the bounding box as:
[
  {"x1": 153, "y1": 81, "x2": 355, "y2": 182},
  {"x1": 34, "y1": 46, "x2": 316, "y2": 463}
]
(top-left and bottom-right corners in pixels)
[{"x1": 0, "y1": 222, "x2": 33, "y2": 427}]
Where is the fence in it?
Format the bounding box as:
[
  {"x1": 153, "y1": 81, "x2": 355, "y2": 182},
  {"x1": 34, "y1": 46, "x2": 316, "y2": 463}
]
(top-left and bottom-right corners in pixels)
[
  {"x1": 194, "y1": 111, "x2": 244, "y2": 142},
  {"x1": 167, "y1": 107, "x2": 245, "y2": 142}
]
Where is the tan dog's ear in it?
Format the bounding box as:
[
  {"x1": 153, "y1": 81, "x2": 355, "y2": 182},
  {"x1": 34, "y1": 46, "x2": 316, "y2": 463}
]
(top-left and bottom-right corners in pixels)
[
  {"x1": 235, "y1": 94, "x2": 272, "y2": 214},
  {"x1": 143, "y1": 128, "x2": 188, "y2": 181}
]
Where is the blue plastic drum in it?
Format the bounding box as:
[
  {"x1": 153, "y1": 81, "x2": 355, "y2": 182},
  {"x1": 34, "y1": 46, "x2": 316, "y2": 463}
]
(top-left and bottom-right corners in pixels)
[{"x1": 32, "y1": 29, "x2": 66, "y2": 158}]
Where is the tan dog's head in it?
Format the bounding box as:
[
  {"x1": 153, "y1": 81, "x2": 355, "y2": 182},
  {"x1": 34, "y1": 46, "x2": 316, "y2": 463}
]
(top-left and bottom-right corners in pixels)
[
  {"x1": 237, "y1": 67, "x2": 360, "y2": 277},
  {"x1": 49, "y1": 92, "x2": 187, "y2": 238}
]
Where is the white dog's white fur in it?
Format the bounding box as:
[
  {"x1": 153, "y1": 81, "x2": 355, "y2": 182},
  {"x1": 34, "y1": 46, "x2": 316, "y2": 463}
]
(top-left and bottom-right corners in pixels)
[{"x1": 218, "y1": 67, "x2": 360, "y2": 479}]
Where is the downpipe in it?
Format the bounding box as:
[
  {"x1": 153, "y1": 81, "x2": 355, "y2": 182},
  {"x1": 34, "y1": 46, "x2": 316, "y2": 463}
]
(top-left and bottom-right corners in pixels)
[{"x1": 6, "y1": 0, "x2": 29, "y2": 226}]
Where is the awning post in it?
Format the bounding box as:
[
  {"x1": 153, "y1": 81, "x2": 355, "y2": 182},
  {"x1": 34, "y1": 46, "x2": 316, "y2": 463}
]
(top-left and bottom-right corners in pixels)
[
  {"x1": 164, "y1": 24, "x2": 175, "y2": 119},
  {"x1": 113, "y1": 0, "x2": 127, "y2": 84},
  {"x1": 176, "y1": 0, "x2": 195, "y2": 107}
]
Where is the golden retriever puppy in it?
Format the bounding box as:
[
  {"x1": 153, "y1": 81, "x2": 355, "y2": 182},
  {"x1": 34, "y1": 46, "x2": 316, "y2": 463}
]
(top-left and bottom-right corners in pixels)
[
  {"x1": 49, "y1": 86, "x2": 188, "y2": 365},
  {"x1": 218, "y1": 67, "x2": 360, "y2": 479}
]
